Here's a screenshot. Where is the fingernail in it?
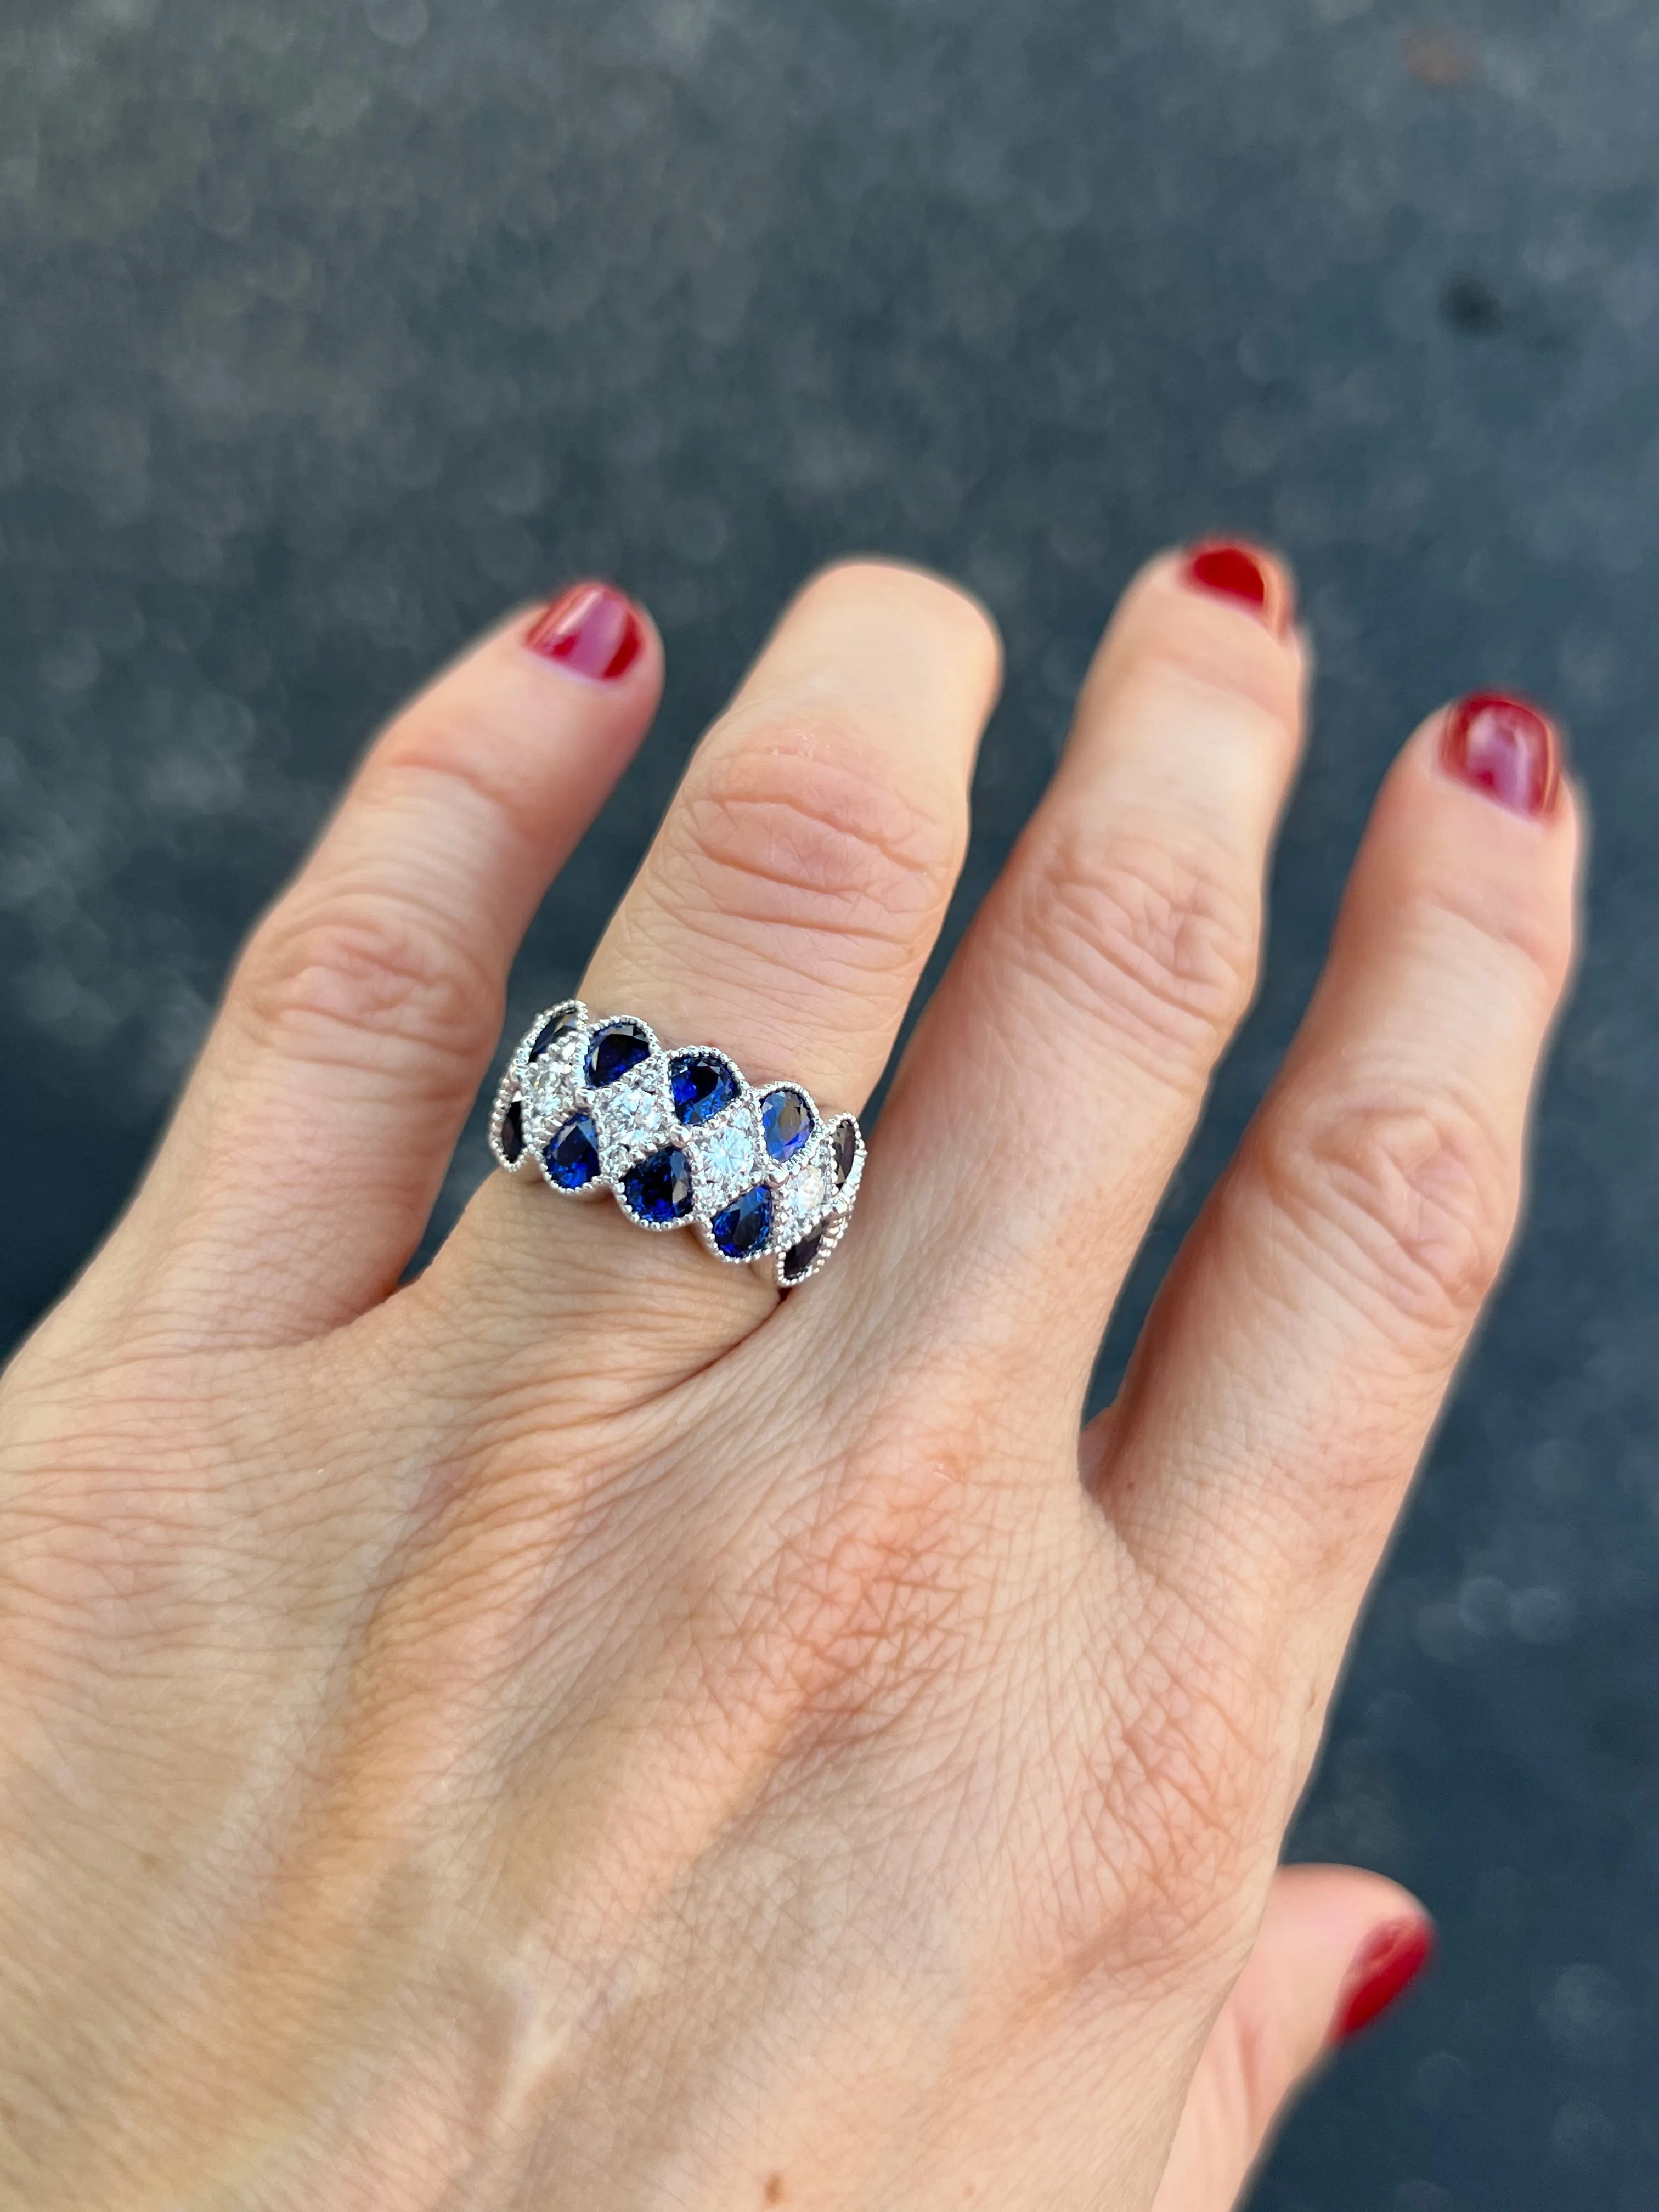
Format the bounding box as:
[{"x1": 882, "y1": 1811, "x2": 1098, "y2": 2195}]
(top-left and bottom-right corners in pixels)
[
  {"x1": 526, "y1": 583, "x2": 644, "y2": 682},
  {"x1": 1331, "y1": 1917, "x2": 1435, "y2": 2044},
  {"x1": 1182, "y1": 539, "x2": 1292, "y2": 637},
  {"x1": 1439, "y1": 691, "x2": 1562, "y2": 819}
]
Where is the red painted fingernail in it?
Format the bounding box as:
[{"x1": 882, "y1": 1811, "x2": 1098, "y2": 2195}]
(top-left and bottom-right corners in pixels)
[
  {"x1": 1439, "y1": 691, "x2": 1562, "y2": 819},
  {"x1": 1332, "y1": 1917, "x2": 1435, "y2": 2044},
  {"x1": 526, "y1": 583, "x2": 644, "y2": 682},
  {"x1": 1182, "y1": 540, "x2": 1291, "y2": 636}
]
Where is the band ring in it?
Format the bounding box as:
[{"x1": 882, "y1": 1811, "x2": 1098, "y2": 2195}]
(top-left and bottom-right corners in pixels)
[{"x1": 489, "y1": 1003, "x2": 865, "y2": 1289}]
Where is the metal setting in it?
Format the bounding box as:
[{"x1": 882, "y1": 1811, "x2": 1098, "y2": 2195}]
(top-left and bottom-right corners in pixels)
[{"x1": 489, "y1": 1002, "x2": 865, "y2": 1289}]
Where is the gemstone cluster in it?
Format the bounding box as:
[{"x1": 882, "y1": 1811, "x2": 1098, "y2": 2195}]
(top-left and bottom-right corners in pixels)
[{"x1": 489, "y1": 1002, "x2": 864, "y2": 1288}]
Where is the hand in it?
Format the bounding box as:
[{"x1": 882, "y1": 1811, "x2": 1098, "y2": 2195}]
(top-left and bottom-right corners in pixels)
[{"x1": 0, "y1": 554, "x2": 1576, "y2": 2209}]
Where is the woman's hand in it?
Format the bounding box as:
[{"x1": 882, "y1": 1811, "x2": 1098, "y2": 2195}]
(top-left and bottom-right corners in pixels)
[{"x1": 0, "y1": 554, "x2": 1576, "y2": 2210}]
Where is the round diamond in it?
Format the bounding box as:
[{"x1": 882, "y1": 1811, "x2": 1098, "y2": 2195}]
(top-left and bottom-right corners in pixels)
[
  {"x1": 544, "y1": 1110, "x2": 600, "y2": 1189},
  {"x1": 699, "y1": 1116, "x2": 760, "y2": 1195},
  {"x1": 621, "y1": 1146, "x2": 694, "y2": 1226},
  {"x1": 670, "y1": 1052, "x2": 738, "y2": 1126},
  {"x1": 760, "y1": 1087, "x2": 814, "y2": 1162},
  {"x1": 599, "y1": 1080, "x2": 670, "y2": 1160},
  {"x1": 711, "y1": 1184, "x2": 772, "y2": 1259},
  {"x1": 586, "y1": 1020, "x2": 652, "y2": 1087}
]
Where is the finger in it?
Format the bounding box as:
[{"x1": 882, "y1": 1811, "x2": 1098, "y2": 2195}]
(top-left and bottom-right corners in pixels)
[
  {"x1": 870, "y1": 541, "x2": 1306, "y2": 1391},
  {"x1": 1105, "y1": 693, "x2": 1579, "y2": 1713},
  {"x1": 118, "y1": 586, "x2": 662, "y2": 1341},
  {"x1": 440, "y1": 558, "x2": 1000, "y2": 1333},
  {"x1": 585, "y1": 557, "x2": 999, "y2": 1100},
  {"x1": 1152, "y1": 1867, "x2": 1432, "y2": 2212}
]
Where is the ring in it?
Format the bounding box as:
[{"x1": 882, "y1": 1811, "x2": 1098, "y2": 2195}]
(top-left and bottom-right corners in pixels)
[{"x1": 489, "y1": 1002, "x2": 865, "y2": 1289}]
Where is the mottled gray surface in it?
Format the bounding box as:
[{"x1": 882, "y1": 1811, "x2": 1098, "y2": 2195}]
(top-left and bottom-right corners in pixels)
[{"x1": 2, "y1": 0, "x2": 1657, "y2": 2202}]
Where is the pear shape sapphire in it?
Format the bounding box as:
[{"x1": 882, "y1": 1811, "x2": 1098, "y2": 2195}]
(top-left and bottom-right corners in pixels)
[
  {"x1": 586, "y1": 1019, "x2": 652, "y2": 1087},
  {"x1": 529, "y1": 1007, "x2": 580, "y2": 1062},
  {"x1": 499, "y1": 1098, "x2": 524, "y2": 1164},
  {"x1": 760, "y1": 1087, "x2": 813, "y2": 1163},
  {"x1": 781, "y1": 1230, "x2": 824, "y2": 1284},
  {"x1": 670, "y1": 1052, "x2": 738, "y2": 1127},
  {"x1": 622, "y1": 1146, "x2": 693, "y2": 1225},
  {"x1": 831, "y1": 1118, "x2": 857, "y2": 1187},
  {"x1": 544, "y1": 1110, "x2": 600, "y2": 1189},
  {"x1": 711, "y1": 1184, "x2": 772, "y2": 1260}
]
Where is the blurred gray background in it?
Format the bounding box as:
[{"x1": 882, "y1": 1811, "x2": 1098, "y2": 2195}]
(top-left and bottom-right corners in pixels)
[{"x1": 2, "y1": 0, "x2": 1657, "y2": 2203}]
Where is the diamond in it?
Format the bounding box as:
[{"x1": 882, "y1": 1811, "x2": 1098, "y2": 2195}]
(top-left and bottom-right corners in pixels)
[
  {"x1": 698, "y1": 1115, "x2": 760, "y2": 1196},
  {"x1": 711, "y1": 1184, "x2": 772, "y2": 1259},
  {"x1": 523, "y1": 1049, "x2": 573, "y2": 1122},
  {"x1": 670, "y1": 1052, "x2": 738, "y2": 1126},
  {"x1": 760, "y1": 1087, "x2": 814, "y2": 1163},
  {"x1": 780, "y1": 1158, "x2": 831, "y2": 1237},
  {"x1": 621, "y1": 1146, "x2": 693, "y2": 1225},
  {"x1": 586, "y1": 1020, "x2": 652, "y2": 1087},
  {"x1": 597, "y1": 1079, "x2": 670, "y2": 1161},
  {"x1": 498, "y1": 1098, "x2": 524, "y2": 1164},
  {"x1": 544, "y1": 1110, "x2": 600, "y2": 1189}
]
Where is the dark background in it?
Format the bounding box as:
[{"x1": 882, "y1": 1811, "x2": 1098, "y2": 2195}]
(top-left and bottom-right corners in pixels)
[{"x1": 2, "y1": 0, "x2": 1656, "y2": 2203}]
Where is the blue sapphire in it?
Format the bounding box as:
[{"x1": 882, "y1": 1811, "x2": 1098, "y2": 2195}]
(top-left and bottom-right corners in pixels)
[
  {"x1": 529, "y1": 1007, "x2": 580, "y2": 1062},
  {"x1": 670, "y1": 1051, "x2": 738, "y2": 1126},
  {"x1": 499, "y1": 1098, "x2": 524, "y2": 1164},
  {"x1": 586, "y1": 1020, "x2": 652, "y2": 1087},
  {"x1": 711, "y1": 1184, "x2": 772, "y2": 1260},
  {"x1": 760, "y1": 1087, "x2": 813, "y2": 1163},
  {"x1": 622, "y1": 1146, "x2": 693, "y2": 1225},
  {"x1": 781, "y1": 1230, "x2": 824, "y2": 1284},
  {"x1": 832, "y1": 1118, "x2": 857, "y2": 1187},
  {"x1": 544, "y1": 1110, "x2": 600, "y2": 1189}
]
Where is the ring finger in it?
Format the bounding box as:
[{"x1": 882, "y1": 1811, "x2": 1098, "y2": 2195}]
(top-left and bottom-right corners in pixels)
[
  {"x1": 859, "y1": 542, "x2": 1307, "y2": 1400},
  {"x1": 437, "y1": 559, "x2": 1001, "y2": 1346}
]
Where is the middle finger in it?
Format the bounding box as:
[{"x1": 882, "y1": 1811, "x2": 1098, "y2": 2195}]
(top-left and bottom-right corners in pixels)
[{"x1": 875, "y1": 544, "x2": 1308, "y2": 1393}]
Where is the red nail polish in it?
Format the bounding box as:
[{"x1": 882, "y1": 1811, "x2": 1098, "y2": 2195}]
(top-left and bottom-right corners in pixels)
[
  {"x1": 1182, "y1": 540, "x2": 1290, "y2": 635},
  {"x1": 527, "y1": 584, "x2": 644, "y2": 682},
  {"x1": 1440, "y1": 691, "x2": 1561, "y2": 819},
  {"x1": 1332, "y1": 1917, "x2": 1435, "y2": 2044}
]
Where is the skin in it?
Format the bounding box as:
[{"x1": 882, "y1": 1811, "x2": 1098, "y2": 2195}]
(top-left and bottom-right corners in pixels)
[{"x1": 0, "y1": 553, "x2": 1578, "y2": 2210}]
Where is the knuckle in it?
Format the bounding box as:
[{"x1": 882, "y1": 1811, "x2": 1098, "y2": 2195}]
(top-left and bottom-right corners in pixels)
[
  {"x1": 662, "y1": 734, "x2": 963, "y2": 975},
  {"x1": 363, "y1": 715, "x2": 540, "y2": 830},
  {"x1": 1252, "y1": 1091, "x2": 1515, "y2": 1331},
  {"x1": 0, "y1": 1374, "x2": 248, "y2": 1654},
  {"x1": 1066, "y1": 1620, "x2": 1273, "y2": 1974},
  {"x1": 1115, "y1": 1656, "x2": 1267, "y2": 1911},
  {"x1": 720, "y1": 1401, "x2": 989, "y2": 1752},
  {"x1": 1107, "y1": 597, "x2": 1302, "y2": 730},
  {"x1": 1017, "y1": 827, "x2": 1261, "y2": 1074},
  {"x1": 765, "y1": 1489, "x2": 971, "y2": 1726},
  {"x1": 235, "y1": 891, "x2": 499, "y2": 1074},
  {"x1": 1412, "y1": 879, "x2": 1573, "y2": 1007}
]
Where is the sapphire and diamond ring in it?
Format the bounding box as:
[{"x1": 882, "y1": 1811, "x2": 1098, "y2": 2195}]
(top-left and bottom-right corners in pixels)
[{"x1": 489, "y1": 1002, "x2": 865, "y2": 1288}]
